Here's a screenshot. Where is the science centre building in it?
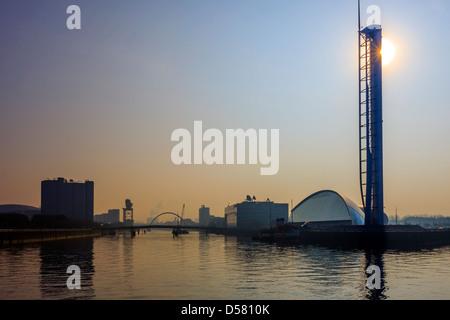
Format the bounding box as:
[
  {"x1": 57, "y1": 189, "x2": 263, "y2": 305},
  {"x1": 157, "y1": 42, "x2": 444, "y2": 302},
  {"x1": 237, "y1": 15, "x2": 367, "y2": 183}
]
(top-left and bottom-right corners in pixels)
[{"x1": 290, "y1": 190, "x2": 368, "y2": 228}]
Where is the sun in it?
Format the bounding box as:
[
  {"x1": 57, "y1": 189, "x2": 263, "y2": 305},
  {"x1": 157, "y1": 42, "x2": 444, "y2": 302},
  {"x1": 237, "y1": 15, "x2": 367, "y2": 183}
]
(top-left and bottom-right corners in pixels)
[{"x1": 381, "y1": 38, "x2": 396, "y2": 67}]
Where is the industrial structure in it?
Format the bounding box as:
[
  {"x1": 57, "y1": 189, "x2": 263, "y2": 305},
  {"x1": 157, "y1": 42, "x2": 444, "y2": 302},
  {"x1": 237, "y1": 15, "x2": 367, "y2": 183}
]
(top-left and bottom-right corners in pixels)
[
  {"x1": 41, "y1": 177, "x2": 94, "y2": 222},
  {"x1": 122, "y1": 199, "x2": 134, "y2": 226},
  {"x1": 358, "y1": 1, "x2": 384, "y2": 226}
]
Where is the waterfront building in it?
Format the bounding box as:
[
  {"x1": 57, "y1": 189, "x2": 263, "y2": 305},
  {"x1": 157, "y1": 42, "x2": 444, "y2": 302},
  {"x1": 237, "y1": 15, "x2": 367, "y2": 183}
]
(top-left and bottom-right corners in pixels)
[
  {"x1": 41, "y1": 177, "x2": 94, "y2": 222},
  {"x1": 290, "y1": 190, "x2": 365, "y2": 228},
  {"x1": 225, "y1": 199, "x2": 288, "y2": 231},
  {"x1": 208, "y1": 216, "x2": 225, "y2": 228},
  {"x1": 94, "y1": 209, "x2": 120, "y2": 224},
  {"x1": 199, "y1": 205, "x2": 211, "y2": 226}
]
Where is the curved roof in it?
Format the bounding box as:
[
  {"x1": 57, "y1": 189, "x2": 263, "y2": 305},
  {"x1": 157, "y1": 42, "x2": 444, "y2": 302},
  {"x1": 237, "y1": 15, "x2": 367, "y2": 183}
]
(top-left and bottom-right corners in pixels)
[
  {"x1": 0, "y1": 204, "x2": 39, "y2": 213},
  {"x1": 0, "y1": 204, "x2": 40, "y2": 219},
  {"x1": 291, "y1": 190, "x2": 365, "y2": 225}
]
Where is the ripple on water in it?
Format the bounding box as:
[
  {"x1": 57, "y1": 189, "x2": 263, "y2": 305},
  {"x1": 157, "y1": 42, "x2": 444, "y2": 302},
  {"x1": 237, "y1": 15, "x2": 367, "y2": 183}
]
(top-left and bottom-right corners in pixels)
[{"x1": 1, "y1": 232, "x2": 450, "y2": 299}]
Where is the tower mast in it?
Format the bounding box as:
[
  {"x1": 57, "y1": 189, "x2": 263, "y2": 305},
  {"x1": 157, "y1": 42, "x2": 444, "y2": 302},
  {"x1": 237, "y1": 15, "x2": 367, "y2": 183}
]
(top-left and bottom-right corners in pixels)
[{"x1": 358, "y1": 1, "x2": 384, "y2": 226}]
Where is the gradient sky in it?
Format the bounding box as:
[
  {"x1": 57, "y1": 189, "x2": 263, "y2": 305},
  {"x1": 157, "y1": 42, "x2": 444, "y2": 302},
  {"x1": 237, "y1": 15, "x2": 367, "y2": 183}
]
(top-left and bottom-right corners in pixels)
[{"x1": 1, "y1": 0, "x2": 449, "y2": 222}]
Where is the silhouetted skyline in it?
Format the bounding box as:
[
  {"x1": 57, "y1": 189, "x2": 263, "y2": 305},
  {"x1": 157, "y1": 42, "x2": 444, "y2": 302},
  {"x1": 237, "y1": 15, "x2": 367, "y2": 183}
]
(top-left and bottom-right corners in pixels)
[{"x1": 1, "y1": 0, "x2": 450, "y2": 222}]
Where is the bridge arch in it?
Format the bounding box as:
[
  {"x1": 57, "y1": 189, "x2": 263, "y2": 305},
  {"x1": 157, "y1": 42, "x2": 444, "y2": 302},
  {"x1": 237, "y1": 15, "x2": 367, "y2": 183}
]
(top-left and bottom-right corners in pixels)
[{"x1": 149, "y1": 212, "x2": 184, "y2": 226}]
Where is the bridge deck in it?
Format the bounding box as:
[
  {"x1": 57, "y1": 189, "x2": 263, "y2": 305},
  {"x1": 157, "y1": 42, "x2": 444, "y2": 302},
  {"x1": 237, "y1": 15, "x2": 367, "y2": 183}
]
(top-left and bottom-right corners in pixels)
[{"x1": 99, "y1": 224, "x2": 225, "y2": 231}]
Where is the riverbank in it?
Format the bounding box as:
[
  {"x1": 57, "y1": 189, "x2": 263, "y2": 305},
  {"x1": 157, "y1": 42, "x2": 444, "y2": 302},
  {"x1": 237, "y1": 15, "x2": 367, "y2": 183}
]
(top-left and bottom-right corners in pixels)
[
  {"x1": 0, "y1": 229, "x2": 105, "y2": 245},
  {"x1": 253, "y1": 225, "x2": 450, "y2": 249}
]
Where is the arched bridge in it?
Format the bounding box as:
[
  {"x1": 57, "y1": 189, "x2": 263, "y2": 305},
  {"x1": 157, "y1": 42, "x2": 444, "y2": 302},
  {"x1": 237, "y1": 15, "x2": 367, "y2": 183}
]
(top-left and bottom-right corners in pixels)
[
  {"x1": 148, "y1": 212, "x2": 184, "y2": 226},
  {"x1": 98, "y1": 211, "x2": 226, "y2": 233}
]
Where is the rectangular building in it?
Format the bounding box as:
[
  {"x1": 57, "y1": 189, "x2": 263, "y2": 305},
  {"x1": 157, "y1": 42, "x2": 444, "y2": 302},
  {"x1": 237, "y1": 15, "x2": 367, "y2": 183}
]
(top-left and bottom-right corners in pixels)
[
  {"x1": 94, "y1": 209, "x2": 120, "y2": 224},
  {"x1": 225, "y1": 200, "x2": 288, "y2": 231},
  {"x1": 199, "y1": 205, "x2": 211, "y2": 226},
  {"x1": 41, "y1": 177, "x2": 94, "y2": 222}
]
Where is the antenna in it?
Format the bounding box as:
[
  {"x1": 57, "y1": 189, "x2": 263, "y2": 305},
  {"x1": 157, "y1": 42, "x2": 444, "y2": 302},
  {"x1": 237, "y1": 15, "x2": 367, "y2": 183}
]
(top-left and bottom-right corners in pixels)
[{"x1": 358, "y1": 0, "x2": 361, "y2": 31}]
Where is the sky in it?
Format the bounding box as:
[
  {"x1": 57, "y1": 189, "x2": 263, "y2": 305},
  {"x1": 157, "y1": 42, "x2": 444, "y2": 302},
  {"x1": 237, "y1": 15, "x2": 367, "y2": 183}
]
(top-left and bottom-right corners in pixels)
[{"x1": 0, "y1": 0, "x2": 449, "y2": 222}]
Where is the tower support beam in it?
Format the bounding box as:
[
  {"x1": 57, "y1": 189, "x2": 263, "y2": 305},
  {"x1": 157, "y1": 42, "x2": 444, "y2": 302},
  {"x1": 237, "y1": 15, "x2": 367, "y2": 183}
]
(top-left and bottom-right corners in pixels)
[{"x1": 358, "y1": 15, "x2": 384, "y2": 226}]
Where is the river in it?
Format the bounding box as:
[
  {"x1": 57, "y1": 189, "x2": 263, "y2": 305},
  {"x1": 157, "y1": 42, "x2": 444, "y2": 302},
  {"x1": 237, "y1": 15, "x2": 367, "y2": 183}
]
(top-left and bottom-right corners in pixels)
[{"x1": 1, "y1": 230, "x2": 449, "y2": 300}]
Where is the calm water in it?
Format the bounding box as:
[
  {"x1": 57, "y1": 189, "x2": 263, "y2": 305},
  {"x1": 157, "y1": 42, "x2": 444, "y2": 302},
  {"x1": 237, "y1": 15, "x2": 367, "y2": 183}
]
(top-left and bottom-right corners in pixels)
[{"x1": 1, "y1": 230, "x2": 449, "y2": 300}]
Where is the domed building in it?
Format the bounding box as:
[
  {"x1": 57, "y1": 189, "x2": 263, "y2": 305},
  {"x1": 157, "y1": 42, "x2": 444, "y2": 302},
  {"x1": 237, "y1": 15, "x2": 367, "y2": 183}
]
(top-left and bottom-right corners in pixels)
[
  {"x1": 0, "y1": 204, "x2": 40, "y2": 220},
  {"x1": 290, "y1": 190, "x2": 366, "y2": 228}
]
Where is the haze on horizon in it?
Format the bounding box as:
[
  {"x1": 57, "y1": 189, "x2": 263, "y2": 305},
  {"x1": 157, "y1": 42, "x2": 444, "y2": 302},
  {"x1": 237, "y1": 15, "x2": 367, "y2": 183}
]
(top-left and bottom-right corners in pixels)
[{"x1": 1, "y1": 0, "x2": 449, "y2": 222}]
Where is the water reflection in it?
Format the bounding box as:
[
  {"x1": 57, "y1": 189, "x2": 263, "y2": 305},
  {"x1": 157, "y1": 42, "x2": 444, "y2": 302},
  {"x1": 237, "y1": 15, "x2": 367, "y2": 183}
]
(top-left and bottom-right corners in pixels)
[
  {"x1": 1, "y1": 231, "x2": 449, "y2": 299},
  {"x1": 121, "y1": 232, "x2": 135, "y2": 293},
  {"x1": 39, "y1": 238, "x2": 95, "y2": 299},
  {"x1": 226, "y1": 238, "x2": 394, "y2": 300},
  {"x1": 224, "y1": 237, "x2": 371, "y2": 299}
]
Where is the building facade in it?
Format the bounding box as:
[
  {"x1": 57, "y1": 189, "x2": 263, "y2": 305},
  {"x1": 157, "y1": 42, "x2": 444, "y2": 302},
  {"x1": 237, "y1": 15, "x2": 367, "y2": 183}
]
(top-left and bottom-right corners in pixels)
[
  {"x1": 94, "y1": 209, "x2": 120, "y2": 224},
  {"x1": 199, "y1": 205, "x2": 211, "y2": 226},
  {"x1": 41, "y1": 178, "x2": 94, "y2": 222},
  {"x1": 290, "y1": 190, "x2": 365, "y2": 228},
  {"x1": 225, "y1": 200, "x2": 288, "y2": 231}
]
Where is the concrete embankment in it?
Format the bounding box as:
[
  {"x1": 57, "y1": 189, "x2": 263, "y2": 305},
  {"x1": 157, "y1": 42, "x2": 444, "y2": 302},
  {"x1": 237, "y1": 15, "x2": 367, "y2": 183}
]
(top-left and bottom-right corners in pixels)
[
  {"x1": 254, "y1": 226, "x2": 450, "y2": 249},
  {"x1": 0, "y1": 229, "x2": 105, "y2": 245}
]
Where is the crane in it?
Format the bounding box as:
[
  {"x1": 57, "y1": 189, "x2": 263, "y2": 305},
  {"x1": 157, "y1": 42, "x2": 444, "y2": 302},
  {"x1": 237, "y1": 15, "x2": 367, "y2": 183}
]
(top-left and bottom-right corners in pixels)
[
  {"x1": 173, "y1": 203, "x2": 189, "y2": 237},
  {"x1": 181, "y1": 203, "x2": 185, "y2": 224}
]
